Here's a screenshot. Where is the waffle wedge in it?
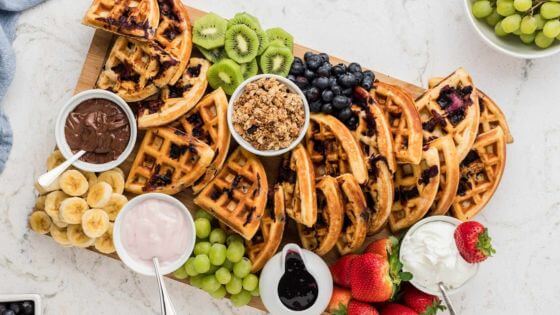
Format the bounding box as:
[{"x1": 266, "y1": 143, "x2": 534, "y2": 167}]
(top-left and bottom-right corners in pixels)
[
  {"x1": 362, "y1": 157, "x2": 394, "y2": 235},
  {"x1": 336, "y1": 174, "x2": 368, "y2": 255},
  {"x1": 427, "y1": 136, "x2": 460, "y2": 216}
]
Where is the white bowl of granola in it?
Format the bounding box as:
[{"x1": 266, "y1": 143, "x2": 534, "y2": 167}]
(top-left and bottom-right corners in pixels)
[{"x1": 228, "y1": 74, "x2": 310, "y2": 157}]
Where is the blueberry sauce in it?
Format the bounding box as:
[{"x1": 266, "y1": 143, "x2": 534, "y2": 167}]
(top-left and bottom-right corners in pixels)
[{"x1": 277, "y1": 251, "x2": 319, "y2": 311}]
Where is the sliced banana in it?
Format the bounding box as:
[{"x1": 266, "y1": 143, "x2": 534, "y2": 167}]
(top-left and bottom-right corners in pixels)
[
  {"x1": 59, "y1": 197, "x2": 89, "y2": 224},
  {"x1": 95, "y1": 222, "x2": 115, "y2": 254},
  {"x1": 86, "y1": 182, "x2": 113, "y2": 208},
  {"x1": 112, "y1": 167, "x2": 125, "y2": 178},
  {"x1": 98, "y1": 170, "x2": 125, "y2": 194},
  {"x1": 47, "y1": 150, "x2": 65, "y2": 170},
  {"x1": 67, "y1": 224, "x2": 95, "y2": 248},
  {"x1": 83, "y1": 171, "x2": 98, "y2": 187},
  {"x1": 35, "y1": 195, "x2": 46, "y2": 211},
  {"x1": 59, "y1": 170, "x2": 89, "y2": 196},
  {"x1": 102, "y1": 193, "x2": 128, "y2": 221},
  {"x1": 34, "y1": 178, "x2": 61, "y2": 195},
  {"x1": 29, "y1": 211, "x2": 52, "y2": 234},
  {"x1": 52, "y1": 216, "x2": 68, "y2": 228},
  {"x1": 81, "y1": 209, "x2": 110, "y2": 238},
  {"x1": 44, "y1": 191, "x2": 68, "y2": 221},
  {"x1": 50, "y1": 224, "x2": 71, "y2": 247}
]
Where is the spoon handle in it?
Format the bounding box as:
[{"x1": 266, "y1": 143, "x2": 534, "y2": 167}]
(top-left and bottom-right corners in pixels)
[
  {"x1": 153, "y1": 257, "x2": 176, "y2": 315},
  {"x1": 438, "y1": 282, "x2": 456, "y2": 315},
  {"x1": 37, "y1": 150, "x2": 86, "y2": 188}
]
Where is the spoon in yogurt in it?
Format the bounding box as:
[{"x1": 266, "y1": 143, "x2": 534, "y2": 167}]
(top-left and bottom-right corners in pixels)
[
  {"x1": 37, "y1": 150, "x2": 86, "y2": 188},
  {"x1": 438, "y1": 282, "x2": 456, "y2": 315},
  {"x1": 153, "y1": 257, "x2": 177, "y2": 315}
]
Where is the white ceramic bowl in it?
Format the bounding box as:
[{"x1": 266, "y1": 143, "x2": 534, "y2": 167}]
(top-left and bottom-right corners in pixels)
[
  {"x1": 227, "y1": 74, "x2": 310, "y2": 157},
  {"x1": 463, "y1": 0, "x2": 560, "y2": 59},
  {"x1": 399, "y1": 216, "x2": 479, "y2": 296},
  {"x1": 0, "y1": 294, "x2": 41, "y2": 315},
  {"x1": 113, "y1": 193, "x2": 196, "y2": 276},
  {"x1": 55, "y1": 89, "x2": 137, "y2": 172}
]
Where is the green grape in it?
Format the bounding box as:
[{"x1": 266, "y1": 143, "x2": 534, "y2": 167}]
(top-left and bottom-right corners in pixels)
[
  {"x1": 557, "y1": 32, "x2": 560, "y2": 39},
  {"x1": 193, "y1": 254, "x2": 211, "y2": 274},
  {"x1": 520, "y1": 32, "x2": 536, "y2": 43},
  {"x1": 215, "y1": 267, "x2": 232, "y2": 284},
  {"x1": 242, "y1": 274, "x2": 259, "y2": 291},
  {"x1": 194, "y1": 241, "x2": 212, "y2": 255},
  {"x1": 223, "y1": 259, "x2": 234, "y2": 270},
  {"x1": 226, "y1": 241, "x2": 246, "y2": 263},
  {"x1": 210, "y1": 285, "x2": 227, "y2": 299},
  {"x1": 185, "y1": 257, "x2": 199, "y2": 277},
  {"x1": 195, "y1": 209, "x2": 214, "y2": 221},
  {"x1": 497, "y1": 0, "x2": 516, "y2": 16},
  {"x1": 485, "y1": 10, "x2": 502, "y2": 26},
  {"x1": 535, "y1": 31, "x2": 555, "y2": 47},
  {"x1": 209, "y1": 228, "x2": 227, "y2": 244},
  {"x1": 209, "y1": 243, "x2": 227, "y2": 266},
  {"x1": 543, "y1": 19, "x2": 560, "y2": 38},
  {"x1": 495, "y1": 21, "x2": 509, "y2": 36},
  {"x1": 172, "y1": 265, "x2": 188, "y2": 280},
  {"x1": 520, "y1": 15, "x2": 538, "y2": 34},
  {"x1": 226, "y1": 276, "x2": 243, "y2": 295},
  {"x1": 250, "y1": 288, "x2": 260, "y2": 297},
  {"x1": 230, "y1": 290, "x2": 253, "y2": 307},
  {"x1": 226, "y1": 234, "x2": 244, "y2": 245},
  {"x1": 201, "y1": 275, "x2": 221, "y2": 293},
  {"x1": 502, "y1": 14, "x2": 522, "y2": 33},
  {"x1": 513, "y1": 28, "x2": 522, "y2": 35},
  {"x1": 195, "y1": 218, "x2": 212, "y2": 238},
  {"x1": 473, "y1": 1, "x2": 493, "y2": 18},
  {"x1": 233, "y1": 258, "x2": 252, "y2": 278},
  {"x1": 190, "y1": 275, "x2": 205, "y2": 289},
  {"x1": 513, "y1": 0, "x2": 532, "y2": 12},
  {"x1": 535, "y1": 14, "x2": 546, "y2": 30},
  {"x1": 206, "y1": 264, "x2": 220, "y2": 274},
  {"x1": 541, "y1": 2, "x2": 560, "y2": 19}
]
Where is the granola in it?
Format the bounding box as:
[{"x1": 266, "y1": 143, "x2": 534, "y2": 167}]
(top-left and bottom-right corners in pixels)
[{"x1": 232, "y1": 78, "x2": 305, "y2": 151}]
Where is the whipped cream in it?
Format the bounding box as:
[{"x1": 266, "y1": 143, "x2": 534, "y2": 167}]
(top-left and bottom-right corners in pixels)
[{"x1": 401, "y1": 221, "x2": 477, "y2": 292}]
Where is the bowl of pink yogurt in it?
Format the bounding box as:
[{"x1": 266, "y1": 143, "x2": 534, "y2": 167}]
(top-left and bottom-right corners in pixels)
[{"x1": 113, "y1": 193, "x2": 196, "y2": 276}]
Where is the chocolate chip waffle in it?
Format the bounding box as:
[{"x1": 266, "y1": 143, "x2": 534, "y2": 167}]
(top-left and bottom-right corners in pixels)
[
  {"x1": 415, "y1": 68, "x2": 480, "y2": 162},
  {"x1": 451, "y1": 127, "x2": 506, "y2": 221},
  {"x1": 371, "y1": 82, "x2": 423, "y2": 165},
  {"x1": 427, "y1": 136, "x2": 460, "y2": 216},
  {"x1": 125, "y1": 127, "x2": 215, "y2": 194},
  {"x1": 134, "y1": 58, "x2": 210, "y2": 128},
  {"x1": 194, "y1": 148, "x2": 268, "y2": 240},
  {"x1": 173, "y1": 88, "x2": 231, "y2": 193},
  {"x1": 278, "y1": 144, "x2": 317, "y2": 227},
  {"x1": 362, "y1": 159, "x2": 393, "y2": 235},
  {"x1": 306, "y1": 114, "x2": 368, "y2": 184},
  {"x1": 335, "y1": 174, "x2": 368, "y2": 255},
  {"x1": 83, "y1": 0, "x2": 160, "y2": 40},
  {"x1": 297, "y1": 176, "x2": 343, "y2": 256},
  {"x1": 245, "y1": 185, "x2": 286, "y2": 273},
  {"x1": 389, "y1": 147, "x2": 441, "y2": 232},
  {"x1": 97, "y1": 36, "x2": 179, "y2": 102}
]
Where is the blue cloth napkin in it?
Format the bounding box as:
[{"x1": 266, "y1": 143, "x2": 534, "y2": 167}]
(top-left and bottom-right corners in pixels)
[{"x1": 0, "y1": 0, "x2": 46, "y2": 173}]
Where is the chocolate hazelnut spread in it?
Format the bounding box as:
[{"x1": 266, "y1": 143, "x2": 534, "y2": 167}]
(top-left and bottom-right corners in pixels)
[{"x1": 65, "y1": 98, "x2": 131, "y2": 164}]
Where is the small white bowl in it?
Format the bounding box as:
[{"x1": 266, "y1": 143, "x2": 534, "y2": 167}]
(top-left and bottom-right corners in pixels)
[
  {"x1": 0, "y1": 294, "x2": 41, "y2": 315},
  {"x1": 463, "y1": 0, "x2": 560, "y2": 59},
  {"x1": 227, "y1": 74, "x2": 310, "y2": 157},
  {"x1": 55, "y1": 89, "x2": 137, "y2": 172},
  {"x1": 113, "y1": 193, "x2": 196, "y2": 276}
]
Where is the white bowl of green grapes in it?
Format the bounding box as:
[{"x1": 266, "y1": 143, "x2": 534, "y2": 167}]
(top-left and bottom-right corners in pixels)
[{"x1": 465, "y1": 0, "x2": 560, "y2": 58}]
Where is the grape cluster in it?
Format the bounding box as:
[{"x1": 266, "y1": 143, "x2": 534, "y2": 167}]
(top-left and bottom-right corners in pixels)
[
  {"x1": 173, "y1": 210, "x2": 259, "y2": 307},
  {"x1": 472, "y1": 0, "x2": 560, "y2": 48}
]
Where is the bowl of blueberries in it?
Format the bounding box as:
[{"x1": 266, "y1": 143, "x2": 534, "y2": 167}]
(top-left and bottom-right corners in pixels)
[
  {"x1": 0, "y1": 294, "x2": 40, "y2": 315},
  {"x1": 287, "y1": 51, "x2": 375, "y2": 130}
]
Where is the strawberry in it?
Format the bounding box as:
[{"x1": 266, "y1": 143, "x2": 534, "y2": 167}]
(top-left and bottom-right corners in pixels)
[
  {"x1": 328, "y1": 286, "x2": 352, "y2": 314},
  {"x1": 454, "y1": 221, "x2": 496, "y2": 263},
  {"x1": 402, "y1": 284, "x2": 446, "y2": 315},
  {"x1": 349, "y1": 253, "x2": 393, "y2": 302},
  {"x1": 364, "y1": 237, "x2": 398, "y2": 260},
  {"x1": 348, "y1": 300, "x2": 379, "y2": 315},
  {"x1": 330, "y1": 254, "x2": 357, "y2": 288},
  {"x1": 380, "y1": 303, "x2": 418, "y2": 315}
]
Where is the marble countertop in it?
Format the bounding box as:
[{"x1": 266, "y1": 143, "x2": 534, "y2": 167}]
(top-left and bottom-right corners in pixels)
[{"x1": 1, "y1": 0, "x2": 559, "y2": 314}]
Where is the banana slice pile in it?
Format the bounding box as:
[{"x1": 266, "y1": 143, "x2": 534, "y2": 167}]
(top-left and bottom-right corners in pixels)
[{"x1": 29, "y1": 150, "x2": 128, "y2": 254}]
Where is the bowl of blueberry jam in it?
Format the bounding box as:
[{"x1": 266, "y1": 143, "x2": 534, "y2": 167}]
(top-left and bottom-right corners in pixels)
[{"x1": 0, "y1": 294, "x2": 41, "y2": 315}]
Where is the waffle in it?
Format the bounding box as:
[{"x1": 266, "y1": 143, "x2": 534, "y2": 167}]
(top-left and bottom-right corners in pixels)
[
  {"x1": 124, "y1": 127, "x2": 215, "y2": 194},
  {"x1": 82, "y1": 0, "x2": 160, "y2": 40},
  {"x1": 336, "y1": 174, "x2": 368, "y2": 255},
  {"x1": 278, "y1": 144, "x2": 317, "y2": 227},
  {"x1": 427, "y1": 136, "x2": 460, "y2": 215},
  {"x1": 97, "y1": 36, "x2": 179, "y2": 101},
  {"x1": 134, "y1": 58, "x2": 210, "y2": 128},
  {"x1": 389, "y1": 147, "x2": 440, "y2": 232},
  {"x1": 297, "y1": 176, "x2": 343, "y2": 256},
  {"x1": 415, "y1": 68, "x2": 480, "y2": 162},
  {"x1": 306, "y1": 114, "x2": 368, "y2": 184},
  {"x1": 451, "y1": 127, "x2": 506, "y2": 221},
  {"x1": 173, "y1": 88, "x2": 231, "y2": 193},
  {"x1": 371, "y1": 82, "x2": 423, "y2": 165},
  {"x1": 362, "y1": 159, "x2": 394, "y2": 235},
  {"x1": 194, "y1": 148, "x2": 268, "y2": 240},
  {"x1": 245, "y1": 185, "x2": 286, "y2": 273}
]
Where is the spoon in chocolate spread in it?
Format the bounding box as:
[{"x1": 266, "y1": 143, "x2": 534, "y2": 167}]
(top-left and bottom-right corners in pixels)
[{"x1": 37, "y1": 150, "x2": 86, "y2": 188}]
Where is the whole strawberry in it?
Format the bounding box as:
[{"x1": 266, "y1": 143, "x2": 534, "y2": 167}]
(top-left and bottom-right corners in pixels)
[
  {"x1": 348, "y1": 300, "x2": 379, "y2": 315},
  {"x1": 364, "y1": 237, "x2": 398, "y2": 260},
  {"x1": 349, "y1": 253, "x2": 392, "y2": 303},
  {"x1": 330, "y1": 254, "x2": 357, "y2": 288},
  {"x1": 402, "y1": 284, "x2": 446, "y2": 315},
  {"x1": 327, "y1": 286, "x2": 352, "y2": 314},
  {"x1": 380, "y1": 303, "x2": 418, "y2": 315},
  {"x1": 454, "y1": 221, "x2": 496, "y2": 263}
]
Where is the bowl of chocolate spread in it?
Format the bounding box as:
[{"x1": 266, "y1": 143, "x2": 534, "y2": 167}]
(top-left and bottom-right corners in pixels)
[{"x1": 55, "y1": 89, "x2": 137, "y2": 172}]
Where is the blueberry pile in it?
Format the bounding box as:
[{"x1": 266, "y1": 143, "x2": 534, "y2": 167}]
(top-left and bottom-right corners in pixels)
[
  {"x1": 287, "y1": 52, "x2": 375, "y2": 129},
  {"x1": 0, "y1": 301, "x2": 34, "y2": 315}
]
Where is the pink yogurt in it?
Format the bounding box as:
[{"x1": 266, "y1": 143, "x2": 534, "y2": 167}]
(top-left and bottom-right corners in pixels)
[{"x1": 120, "y1": 198, "x2": 191, "y2": 268}]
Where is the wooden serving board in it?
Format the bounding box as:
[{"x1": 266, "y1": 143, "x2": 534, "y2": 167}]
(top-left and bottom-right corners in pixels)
[{"x1": 67, "y1": 5, "x2": 427, "y2": 312}]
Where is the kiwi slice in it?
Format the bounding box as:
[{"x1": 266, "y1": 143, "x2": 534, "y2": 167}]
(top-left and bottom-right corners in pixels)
[
  {"x1": 265, "y1": 27, "x2": 294, "y2": 51},
  {"x1": 207, "y1": 59, "x2": 244, "y2": 95},
  {"x1": 256, "y1": 29, "x2": 269, "y2": 55},
  {"x1": 259, "y1": 45, "x2": 294, "y2": 77},
  {"x1": 240, "y1": 59, "x2": 258, "y2": 79},
  {"x1": 224, "y1": 24, "x2": 259, "y2": 64},
  {"x1": 193, "y1": 13, "x2": 228, "y2": 50},
  {"x1": 197, "y1": 46, "x2": 227, "y2": 63},
  {"x1": 227, "y1": 12, "x2": 261, "y2": 31},
  {"x1": 267, "y1": 39, "x2": 286, "y2": 49}
]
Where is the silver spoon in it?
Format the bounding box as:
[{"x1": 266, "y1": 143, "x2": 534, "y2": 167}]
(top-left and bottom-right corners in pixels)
[
  {"x1": 152, "y1": 257, "x2": 177, "y2": 315},
  {"x1": 37, "y1": 150, "x2": 86, "y2": 188},
  {"x1": 438, "y1": 282, "x2": 456, "y2": 315}
]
